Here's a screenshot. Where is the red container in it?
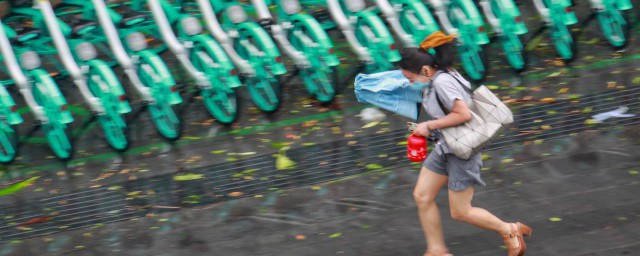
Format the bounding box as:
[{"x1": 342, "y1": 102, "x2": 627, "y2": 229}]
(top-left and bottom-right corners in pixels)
[{"x1": 407, "y1": 134, "x2": 428, "y2": 162}]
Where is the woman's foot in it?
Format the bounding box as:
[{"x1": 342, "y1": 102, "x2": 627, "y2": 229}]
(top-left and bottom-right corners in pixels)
[
  {"x1": 502, "y1": 222, "x2": 532, "y2": 256},
  {"x1": 424, "y1": 250, "x2": 453, "y2": 256}
]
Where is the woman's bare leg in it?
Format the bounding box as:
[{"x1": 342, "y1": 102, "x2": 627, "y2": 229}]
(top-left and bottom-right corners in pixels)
[
  {"x1": 448, "y1": 187, "x2": 518, "y2": 248},
  {"x1": 414, "y1": 166, "x2": 450, "y2": 255}
]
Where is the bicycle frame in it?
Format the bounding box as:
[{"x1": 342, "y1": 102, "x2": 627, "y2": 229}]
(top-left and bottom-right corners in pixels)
[
  {"x1": 305, "y1": 0, "x2": 400, "y2": 73},
  {"x1": 20, "y1": 0, "x2": 133, "y2": 151},
  {"x1": 532, "y1": 0, "x2": 577, "y2": 61},
  {"x1": 141, "y1": 0, "x2": 242, "y2": 124},
  {"x1": 0, "y1": 17, "x2": 74, "y2": 161},
  {"x1": 427, "y1": 0, "x2": 489, "y2": 81},
  {"x1": 255, "y1": 0, "x2": 339, "y2": 102},
  {"x1": 588, "y1": 0, "x2": 633, "y2": 49},
  {"x1": 81, "y1": 0, "x2": 183, "y2": 140},
  {"x1": 375, "y1": 0, "x2": 439, "y2": 48},
  {"x1": 0, "y1": 21, "x2": 23, "y2": 163},
  {"x1": 198, "y1": 0, "x2": 286, "y2": 112},
  {"x1": 479, "y1": 0, "x2": 527, "y2": 71}
]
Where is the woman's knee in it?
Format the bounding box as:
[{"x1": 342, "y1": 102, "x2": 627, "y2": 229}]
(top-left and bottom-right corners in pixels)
[
  {"x1": 413, "y1": 189, "x2": 436, "y2": 207},
  {"x1": 450, "y1": 205, "x2": 471, "y2": 221}
]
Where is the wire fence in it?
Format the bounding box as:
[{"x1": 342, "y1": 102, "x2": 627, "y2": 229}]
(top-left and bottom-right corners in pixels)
[{"x1": 0, "y1": 86, "x2": 638, "y2": 242}]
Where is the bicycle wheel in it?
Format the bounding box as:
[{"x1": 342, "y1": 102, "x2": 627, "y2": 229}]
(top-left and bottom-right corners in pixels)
[
  {"x1": 245, "y1": 77, "x2": 281, "y2": 113},
  {"x1": 87, "y1": 67, "x2": 129, "y2": 151},
  {"x1": 501, "y1": 34, "x2": 527, "y2": 72},
  {"x1": 200, "y1": 87, "x2": 240, "y2": 125},
  {"x1": 551, "y1": 22, "x2": 576, "y2": 61},
  {"x1": 191, "y1": 49, "x2": 240, "y2": 124},
  {"x1": 301, "y1": 68, "x2": 335, "y2": 103},
  {"x1": 459, "y1": 44, "x2": 487, "y2": 81},
  {"x1": 597, "y1": 9, "x2": 630, "y2": 49},
  {"x1": 137, "y1": 62, "x2": 182, "y2": 141},
  {"x1": 45, "y1": 122, "x2": 73, "y2": 161},
  {"x1": 235, "y1": 37, "x2": 282, "y2": 113},
  {"x1": 0, "y1": 120, "x2": 18, "y2": 163}
]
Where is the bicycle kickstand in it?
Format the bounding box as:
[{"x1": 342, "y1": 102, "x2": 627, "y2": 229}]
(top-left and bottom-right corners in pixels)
[
  {"x1": 71, "y1": 114, "x2": 98, "y2": 140},
  {"x1": 126, "y1": 102, "x2": 149, "y2": 125}
]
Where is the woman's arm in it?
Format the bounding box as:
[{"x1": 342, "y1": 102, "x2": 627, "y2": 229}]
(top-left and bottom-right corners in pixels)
[{"x1": 413, "y1": 99, "x2": 471, "y2": 136}]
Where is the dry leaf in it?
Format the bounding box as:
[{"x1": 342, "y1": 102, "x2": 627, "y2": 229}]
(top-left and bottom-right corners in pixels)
[{"x1": 228, "y1": 192, "x2": 244, "y2": 197}]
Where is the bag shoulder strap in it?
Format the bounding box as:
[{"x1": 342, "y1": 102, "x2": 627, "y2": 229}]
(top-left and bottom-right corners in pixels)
[{"x1": 433, "y1": 71, "x2": 472, "y2": 115}]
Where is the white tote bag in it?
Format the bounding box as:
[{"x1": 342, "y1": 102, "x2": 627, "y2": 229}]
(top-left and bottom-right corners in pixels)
[{"x1": 435, "y1": 73, "x2": 514, "y2": 160}]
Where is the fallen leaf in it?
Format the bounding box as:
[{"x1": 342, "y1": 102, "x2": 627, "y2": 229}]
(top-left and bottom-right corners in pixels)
[
  {"x1": 329, "y1": 233, "x2": 342, "y2": 238},
  {"x1": 540, "y1": 98, "x2": 556, "y2": 103},
  {"x1": 365, "y1": 164, "x2": 383, "y2": 170},
  {"x1": 228, "y1": 192, "x2": 244, "y2": 197},
  {"x1": 211, "y1": 150, "x2": 227, "y2": 154},
  {"x1": 557, "y1": 88, "x2": 569, "y2": 93},
  {"x1": 0, "y1": 176, "x2": 40, "y2": 197},
  {"x1": 362, "y1": 122, "x2": 380, "y2": 129},
  {"x1": 173, "y1": 174, "x2": 204, "y2": 181},
  {"x1": 275, "y1": 147, "x2": 296, "y2": 170},
  {"x1": 629, "y1": 170, "x2": 639, "y2": 175},
  {"x1": 227, "y1": 152, "x2": 257, "y2": 156},
  {"x1": 501, "y1": 158, "x2": 514, "y2": 164},
  {"x1": 549, "y1": 217, "x2": 562, "y2": 222},
  {"x1": 295, "y1": 235, "x2": 306, "y2": 240}
]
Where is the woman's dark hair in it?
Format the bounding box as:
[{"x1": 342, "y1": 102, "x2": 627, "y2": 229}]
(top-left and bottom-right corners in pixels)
[
  {"x1": 397, "y1": 48, "x2": 434, "y2": 74},
  {"x1": 432, "y1": 41, "x2": 457, "y2": 71},
  {"x1": 397, "y1": 41, "x2": 457, "y2": 74}
]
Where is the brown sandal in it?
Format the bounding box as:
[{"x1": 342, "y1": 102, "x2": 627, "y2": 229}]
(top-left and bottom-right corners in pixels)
[{"x1": 502, "y1": 222, "x2": 532, "y2": 256}]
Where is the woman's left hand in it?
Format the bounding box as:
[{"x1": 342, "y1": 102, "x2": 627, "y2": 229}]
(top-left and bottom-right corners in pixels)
[{"x1": 412, "y1": 122, "x2": 431, "y2": 137}]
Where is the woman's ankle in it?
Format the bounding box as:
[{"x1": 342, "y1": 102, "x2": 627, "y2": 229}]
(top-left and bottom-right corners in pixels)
[{"x1": 498, "y1": 222, "x2": 513, "y2": 236}]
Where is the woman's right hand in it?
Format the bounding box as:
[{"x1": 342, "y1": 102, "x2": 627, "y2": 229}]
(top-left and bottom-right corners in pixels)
[{"x1": 412, "y1": 122, "x2": 431, "y2": 137}]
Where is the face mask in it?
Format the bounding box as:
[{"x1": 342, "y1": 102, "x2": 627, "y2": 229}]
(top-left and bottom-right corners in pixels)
[{"x1": 412, "y1": 80, "x2": 430, "y2": 91}]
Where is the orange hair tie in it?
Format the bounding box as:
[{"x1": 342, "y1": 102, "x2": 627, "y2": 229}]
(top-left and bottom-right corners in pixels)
[{"x1": 419, "y1": 31, "x2": 457, "y2": 52}]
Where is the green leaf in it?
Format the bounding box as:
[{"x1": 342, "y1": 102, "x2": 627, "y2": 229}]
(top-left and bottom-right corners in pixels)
[
  {"x1": 365, "y1": 164, "x2": 383, "y2": 170},
  {"x1": 0, "y1": 176, "x2": 40, "y2": 197},
  {"x1": 329, "y1": 233, "x2": 342, "y2": 238},
  {"x1": 362, "y1": 122, "x2": 380, "y2": 129},
  {"x1": 629, "y1": 170, "x2": 639, "y2": 175},
  {"x1": 173, "y1": 174, "x2": 204, "y2": 181},
  {"x1": 549, "y1": 217, "x2": 562, "y2": 222},
  {"x1": 275, "y1": 147, "x2": 297, "y2": 171},
  {"x1": 211, "y1": 150, "x2": 227, "y2": 154}
]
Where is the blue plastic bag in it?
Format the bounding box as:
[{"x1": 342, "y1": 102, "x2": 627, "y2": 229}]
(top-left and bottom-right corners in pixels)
[{"x1": 354, "y1": 70, "x2": 425, "y2": 120}]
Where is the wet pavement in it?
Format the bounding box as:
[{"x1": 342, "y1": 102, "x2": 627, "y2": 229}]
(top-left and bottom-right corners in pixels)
[{"x1": 1, "y1": 0, "x2": 640, "y2": 255}]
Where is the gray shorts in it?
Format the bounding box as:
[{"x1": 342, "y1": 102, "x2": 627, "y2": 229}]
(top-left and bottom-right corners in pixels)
[{"x1": 423, "y1": 142, "x2": 486, "y2": 191}]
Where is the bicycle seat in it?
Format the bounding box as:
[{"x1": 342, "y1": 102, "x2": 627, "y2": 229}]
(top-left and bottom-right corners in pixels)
[
  {"x1": 258, "y1": 18, "x2": 274, "y2": 33},
  {"x1": 115, "y1": 5, "x2": 147, "y2": 27},
  {"x1": 70, "y1": 19, "x2": 97, "y2": 37},
  {"x1": 11, "y1": 26, "x2": 40, "y2": 44}
]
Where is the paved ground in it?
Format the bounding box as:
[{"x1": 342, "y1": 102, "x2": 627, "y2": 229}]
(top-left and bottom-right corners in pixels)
[{"x1": 1, "y1": 0, "x2": 640, "y2": 255}]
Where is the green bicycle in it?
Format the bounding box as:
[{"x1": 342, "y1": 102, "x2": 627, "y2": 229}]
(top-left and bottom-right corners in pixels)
[
  {"x1": 197, "y1": 0, "x2": 286, "y2": 113},
  {"x1": 0, "y1": 16, "x2": 74, "y2": 161},
  {"x1": 479, "y1": 0, "x2": 528, "y2": 71},
  {"x1": 375, "y1": 0, "x2": 440, "y2": 48},
  {"x1": 426, "y1": 0, "x2": 490, "y2": 81},
  {"x1": 529, "y1": 0, "x2": 578, "y2": 61},
  {"x1": 66, "y1": 0, "x2": 183, "y2": 141},
  {"x1": 300, "y1": 0, "x2": 401, "y2": 73},
  {"x1": 254, "y1": 0, "x2": 340, "y2": 103},
  {"x1": 128, "y1": 0, "x2": 242, "y2": 124},
  {"x1": 13, "y1": 0, "x2": 132, "y2": 152},
  {"x1": 582, "y1": 0, "x2": 633, "y2": 49}
]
